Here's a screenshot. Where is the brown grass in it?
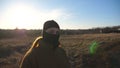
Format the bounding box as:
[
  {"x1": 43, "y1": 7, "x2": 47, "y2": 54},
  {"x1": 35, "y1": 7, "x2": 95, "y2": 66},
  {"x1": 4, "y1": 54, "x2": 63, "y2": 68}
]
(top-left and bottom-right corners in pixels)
[{"x1": 0, "y1": 33, "x2": 120, "y2": 68}]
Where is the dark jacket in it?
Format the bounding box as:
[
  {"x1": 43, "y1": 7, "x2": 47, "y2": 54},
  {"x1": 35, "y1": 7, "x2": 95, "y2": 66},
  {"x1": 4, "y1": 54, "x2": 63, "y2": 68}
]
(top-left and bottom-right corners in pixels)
[{"x1": 20, "y1": 37, "x2": 70, "y2": 68}]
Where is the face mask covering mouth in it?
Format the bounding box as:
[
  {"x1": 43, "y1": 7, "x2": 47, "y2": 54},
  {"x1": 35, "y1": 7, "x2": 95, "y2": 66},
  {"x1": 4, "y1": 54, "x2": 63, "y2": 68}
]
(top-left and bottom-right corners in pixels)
[
  {"x1": 43, "y1": 31, "x2": 60, "y2": 48},
  {"x1": 42, "y1": 20, "x2": 60, "y2": 48}
]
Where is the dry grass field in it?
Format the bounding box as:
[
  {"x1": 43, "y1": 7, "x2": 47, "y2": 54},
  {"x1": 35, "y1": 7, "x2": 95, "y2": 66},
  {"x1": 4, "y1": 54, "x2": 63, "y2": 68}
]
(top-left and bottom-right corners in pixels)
[{"x1": 0, "y1": 33, "x2": 120, "y2": 68}]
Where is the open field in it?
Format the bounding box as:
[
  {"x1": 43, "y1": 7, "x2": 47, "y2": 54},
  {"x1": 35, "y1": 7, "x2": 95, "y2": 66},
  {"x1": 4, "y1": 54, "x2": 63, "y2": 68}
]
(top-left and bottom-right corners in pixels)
[{"x1": 0, "y1": 33, "x2": 120, "y2": 68}]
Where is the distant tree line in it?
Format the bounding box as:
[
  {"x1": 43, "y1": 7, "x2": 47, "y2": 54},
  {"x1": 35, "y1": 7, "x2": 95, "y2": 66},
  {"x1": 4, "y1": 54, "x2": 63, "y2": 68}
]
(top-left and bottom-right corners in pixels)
[
  {"x1": 0, "y1": 25, "x2": 120, "y2": 39},
  {"x1": 0, "y1": 29, "x2": 42, "y2": 39},
  {"x1": 61, "y1": 25, "x2": 120, "y2": 35}
]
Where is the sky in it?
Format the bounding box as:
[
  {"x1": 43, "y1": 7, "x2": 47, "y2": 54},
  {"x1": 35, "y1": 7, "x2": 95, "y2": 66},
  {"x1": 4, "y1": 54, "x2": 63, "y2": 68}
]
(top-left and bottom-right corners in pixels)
[{"x1": 0, "y1": 0, "x2": 120, "y2": 29}]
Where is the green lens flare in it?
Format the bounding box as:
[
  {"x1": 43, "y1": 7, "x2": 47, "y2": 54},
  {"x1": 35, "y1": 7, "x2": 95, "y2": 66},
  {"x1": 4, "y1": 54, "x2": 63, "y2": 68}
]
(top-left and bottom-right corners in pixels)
[{"x1": 89, "y1": 41, "x2": 99, "y2": 55}]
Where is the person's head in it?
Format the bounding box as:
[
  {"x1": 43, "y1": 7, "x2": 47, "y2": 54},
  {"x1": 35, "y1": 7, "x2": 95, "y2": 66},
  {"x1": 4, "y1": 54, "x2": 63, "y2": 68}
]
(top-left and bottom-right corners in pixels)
[{"x1": 42, "y1": 20, "x2": 60, "y2": 47}]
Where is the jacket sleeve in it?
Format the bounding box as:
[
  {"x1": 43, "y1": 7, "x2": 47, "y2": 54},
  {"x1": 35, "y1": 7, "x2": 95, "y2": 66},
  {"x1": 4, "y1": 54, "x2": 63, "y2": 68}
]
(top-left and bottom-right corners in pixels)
[{"x1": 20, "y1": 49, "x2": 38, "y2": 68}]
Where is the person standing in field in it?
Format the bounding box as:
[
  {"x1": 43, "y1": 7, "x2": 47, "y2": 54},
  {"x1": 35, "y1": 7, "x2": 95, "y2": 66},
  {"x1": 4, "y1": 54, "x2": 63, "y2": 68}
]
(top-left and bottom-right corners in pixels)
[{"x1": 20, "y1": 20, "x2": 71, "y2": 68}]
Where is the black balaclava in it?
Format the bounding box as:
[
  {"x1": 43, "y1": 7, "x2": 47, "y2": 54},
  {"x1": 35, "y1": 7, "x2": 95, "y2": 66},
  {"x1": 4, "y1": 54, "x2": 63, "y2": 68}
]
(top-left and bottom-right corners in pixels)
[{"x1": 42, "y1": 20, "x2": 60, "y2": 48}]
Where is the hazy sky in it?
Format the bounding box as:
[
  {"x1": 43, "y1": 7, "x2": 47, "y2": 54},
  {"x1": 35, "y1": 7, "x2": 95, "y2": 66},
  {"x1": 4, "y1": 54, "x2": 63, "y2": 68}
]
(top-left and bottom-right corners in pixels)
[{"x1": 0, "y1": 0, "x2": 120, "y2": 29}]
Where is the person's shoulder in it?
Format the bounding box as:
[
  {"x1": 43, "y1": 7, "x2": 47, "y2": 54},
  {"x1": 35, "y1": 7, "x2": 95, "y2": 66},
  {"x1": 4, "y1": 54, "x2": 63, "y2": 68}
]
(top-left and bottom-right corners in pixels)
[
  {"x1": 29, "y1": 36, "x2": 43, "y2": 53},
  {"x1": 31, "y1": 36, "x2": 42, "y2": 48},
  {"x1": 32, "y1": 37, "x2": 47, "y2": 51}
]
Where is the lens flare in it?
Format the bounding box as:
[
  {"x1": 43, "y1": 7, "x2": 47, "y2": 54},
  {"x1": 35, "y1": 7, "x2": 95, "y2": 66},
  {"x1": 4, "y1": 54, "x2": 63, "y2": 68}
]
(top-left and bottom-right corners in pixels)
[{"x1": 89, "y1": 41, "x2": 99, "y2": 55}]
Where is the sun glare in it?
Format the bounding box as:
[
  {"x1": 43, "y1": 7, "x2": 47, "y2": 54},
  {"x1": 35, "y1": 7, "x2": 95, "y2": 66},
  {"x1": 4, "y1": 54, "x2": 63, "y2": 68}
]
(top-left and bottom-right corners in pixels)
[
  {"x1": 1, "y1": 2, "x2": 66, "y2": 29},
  {"x1": 4, "y1": 3, "x2": 39, "y2": 29}
]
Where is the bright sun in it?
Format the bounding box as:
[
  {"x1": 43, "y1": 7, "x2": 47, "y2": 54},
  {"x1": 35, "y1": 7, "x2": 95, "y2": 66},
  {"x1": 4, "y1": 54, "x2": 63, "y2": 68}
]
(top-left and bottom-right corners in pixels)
[
  {"x1": 5, "y1": 3, "x2": 39, "y2": 29},
  {"x1": 1, "y1": 3, "x2": 63, "y2": 29}
]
